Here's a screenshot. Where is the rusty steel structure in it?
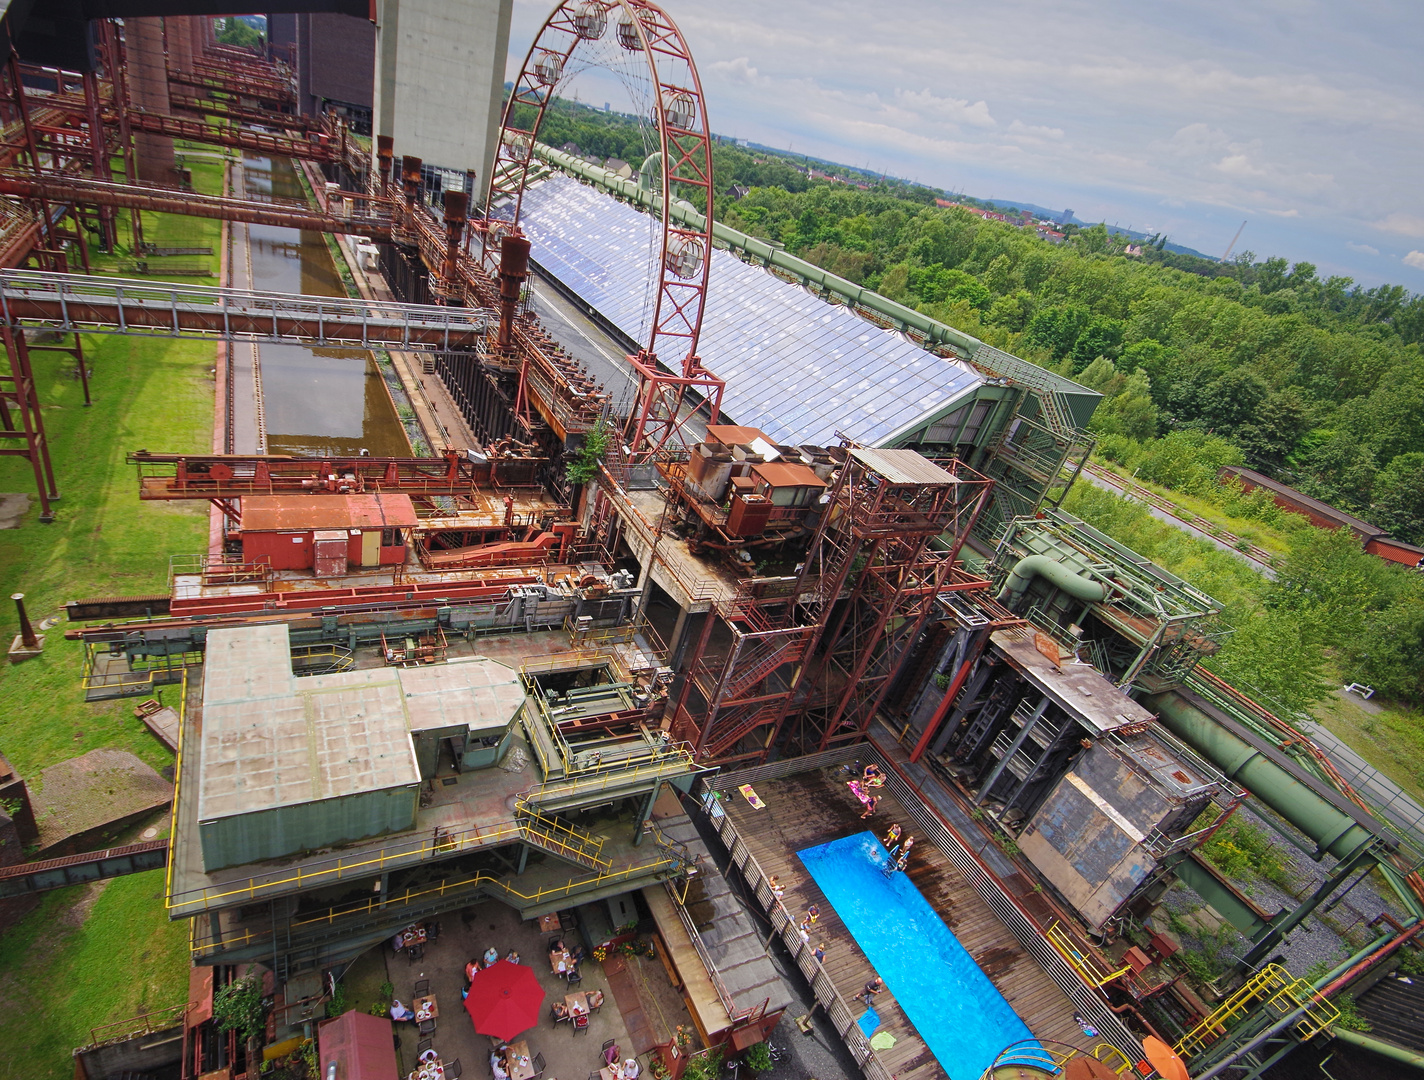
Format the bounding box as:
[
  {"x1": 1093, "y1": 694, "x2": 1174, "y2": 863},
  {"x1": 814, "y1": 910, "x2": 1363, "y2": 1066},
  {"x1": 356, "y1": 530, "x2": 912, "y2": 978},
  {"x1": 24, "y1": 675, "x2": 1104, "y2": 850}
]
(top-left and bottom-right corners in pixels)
[
  {"x1": 487, "y1": 0, "x2": 722, "y2": 459},
  {"x1": 0, "y1": 5, "x2": 724, "y2": 516},
  {"x1": 667, "y1": 447, "x2": 999, "y2": 764}
]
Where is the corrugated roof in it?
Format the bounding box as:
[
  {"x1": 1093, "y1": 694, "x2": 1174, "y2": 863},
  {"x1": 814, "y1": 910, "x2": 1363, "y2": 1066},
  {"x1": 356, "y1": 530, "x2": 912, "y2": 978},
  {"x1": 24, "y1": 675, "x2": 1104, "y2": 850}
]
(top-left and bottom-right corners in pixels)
[
  {"x1": 752, "y1": 461, "x2": 826, "y2": 489},
  {"x1": 240, "y1": 494, "x2": 418, "y2": 532},
  {"x1": 706, "y1": 424, "x2": 770, "y2": 446},
  {"x1": 319, "y1": 1009, "x2": 400, "y2": 1080},
  {"x1": 505, "y1": 175, "x2": 985, "y2": 447},
  {"x1": 850, "y1": 447, "x2": 956, "y2": 485}
]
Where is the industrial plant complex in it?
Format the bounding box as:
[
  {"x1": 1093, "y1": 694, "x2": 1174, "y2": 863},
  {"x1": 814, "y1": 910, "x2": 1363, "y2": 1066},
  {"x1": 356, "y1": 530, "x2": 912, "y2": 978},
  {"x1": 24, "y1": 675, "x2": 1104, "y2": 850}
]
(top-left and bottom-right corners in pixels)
[{"x1": 0, "y1": 3, "x2": 1420, "y2": 1080}]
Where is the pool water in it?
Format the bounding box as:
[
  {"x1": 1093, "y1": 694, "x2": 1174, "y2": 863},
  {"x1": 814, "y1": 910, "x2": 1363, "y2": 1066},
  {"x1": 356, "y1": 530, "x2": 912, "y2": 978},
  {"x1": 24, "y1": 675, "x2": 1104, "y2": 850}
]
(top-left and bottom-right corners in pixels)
[{"x1": 798, "y1": 832, "x2": 1038, "y2": 1080}]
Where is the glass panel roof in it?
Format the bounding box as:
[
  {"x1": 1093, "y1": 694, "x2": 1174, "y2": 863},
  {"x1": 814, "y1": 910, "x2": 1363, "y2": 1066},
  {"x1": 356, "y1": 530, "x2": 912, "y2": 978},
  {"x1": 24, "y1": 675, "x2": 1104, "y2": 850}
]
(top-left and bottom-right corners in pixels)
[{"x1": 505, "y1": 175, "x2": 984, "y2": 447}]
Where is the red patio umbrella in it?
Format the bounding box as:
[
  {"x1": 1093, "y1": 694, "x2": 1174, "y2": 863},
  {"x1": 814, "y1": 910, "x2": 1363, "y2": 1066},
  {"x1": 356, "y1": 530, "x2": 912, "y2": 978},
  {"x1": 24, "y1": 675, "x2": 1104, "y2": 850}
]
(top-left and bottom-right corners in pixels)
[{"x1": 463, "y1": 960, "x2": 547, "y2": 1042}]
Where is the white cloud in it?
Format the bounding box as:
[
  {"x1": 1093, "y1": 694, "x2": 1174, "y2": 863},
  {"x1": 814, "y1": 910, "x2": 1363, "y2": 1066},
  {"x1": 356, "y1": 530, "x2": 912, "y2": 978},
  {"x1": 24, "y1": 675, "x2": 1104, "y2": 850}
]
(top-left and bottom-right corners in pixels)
[
  {"x1": 709, "y1": 56, "x2": 763, "y2": 84},
  {"x1": 894, "y1": 88, "x2": 996, "y2": 128},
  {"x1": 1261, "y1": 208, "x2": 1300, "y2": 218},
  {"x1": 1007, "y1": 119, "x2": 1064, "y2": 140},
  {"x1": 1375, "y1": 212, "x2": 1424, "y2": 239},
  {"x1": 1404, "y1": 251, "x2": 1424, "y2": 270},
  {"x1": 1346, "y1": 241, "x2": 1380, "y2": 256}
]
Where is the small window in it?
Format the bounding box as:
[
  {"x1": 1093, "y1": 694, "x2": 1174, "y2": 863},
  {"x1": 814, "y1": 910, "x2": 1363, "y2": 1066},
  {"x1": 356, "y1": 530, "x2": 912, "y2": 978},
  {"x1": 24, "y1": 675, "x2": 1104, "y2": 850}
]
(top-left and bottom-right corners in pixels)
[{"x1": 382, "y1": 528, "x2": 403, "y2": 547}]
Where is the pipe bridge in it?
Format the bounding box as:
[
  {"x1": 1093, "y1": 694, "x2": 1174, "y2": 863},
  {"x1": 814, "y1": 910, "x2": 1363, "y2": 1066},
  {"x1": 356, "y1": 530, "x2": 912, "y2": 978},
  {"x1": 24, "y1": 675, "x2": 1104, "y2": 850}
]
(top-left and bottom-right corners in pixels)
[
  {"x1": 0, "y1": 171, "x2": 393, "y2": 241},
  {"x1": 0, "y1": 269, "x2": 494, "y2": 350}
]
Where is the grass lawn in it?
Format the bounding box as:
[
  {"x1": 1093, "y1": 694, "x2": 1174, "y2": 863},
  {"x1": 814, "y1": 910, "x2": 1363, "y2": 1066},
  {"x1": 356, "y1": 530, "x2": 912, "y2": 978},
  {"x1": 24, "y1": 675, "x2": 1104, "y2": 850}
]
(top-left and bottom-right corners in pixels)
[
  {"x1": 0, "y1": 815, "x2": 188, "y2": 1080},
  {"x1": 1312, "y1": 680, "x2": 1424, "y2": 806},
  {"x1": 0, "y1": 175, "x2": 224, "y2": 1074}
]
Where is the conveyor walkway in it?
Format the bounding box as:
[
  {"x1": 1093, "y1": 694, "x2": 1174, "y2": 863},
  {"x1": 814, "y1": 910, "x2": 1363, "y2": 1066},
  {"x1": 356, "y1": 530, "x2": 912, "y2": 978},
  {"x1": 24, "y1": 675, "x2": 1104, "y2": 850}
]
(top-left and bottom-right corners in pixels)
[{"x1": 0, "y1": 268, "x2": 493, "y2": 350}]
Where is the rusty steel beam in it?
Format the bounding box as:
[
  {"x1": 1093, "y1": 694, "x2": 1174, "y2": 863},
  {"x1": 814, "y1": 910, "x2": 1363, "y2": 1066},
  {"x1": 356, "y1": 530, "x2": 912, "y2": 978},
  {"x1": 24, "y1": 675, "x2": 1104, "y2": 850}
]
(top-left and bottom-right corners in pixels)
[
  {"x1": 0, "y1": 171, "x2": 394, "y2": 241},
  {"x1": 124, "y1": 111, "x2": 338, "y2": 162},
  {"x1": 168, "y1": 68, "x2": 295, "y2": 106},
  {"x1": 169, "y1": 92, "x2": 322, "y2": 131},
  {"x1": 127, "y1": 449, "x2": 546, "y2": 500}
]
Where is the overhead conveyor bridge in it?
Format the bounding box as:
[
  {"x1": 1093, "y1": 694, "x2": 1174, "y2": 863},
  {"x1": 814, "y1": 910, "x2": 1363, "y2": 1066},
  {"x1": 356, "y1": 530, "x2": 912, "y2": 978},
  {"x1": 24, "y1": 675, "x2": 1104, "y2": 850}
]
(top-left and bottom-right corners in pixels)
[
  {"x1": 0, "y1": 269, "x2": 494, "y2": 351},
  {"x1": 0, "y1": 171, "x2": 394, "y2": 241}
]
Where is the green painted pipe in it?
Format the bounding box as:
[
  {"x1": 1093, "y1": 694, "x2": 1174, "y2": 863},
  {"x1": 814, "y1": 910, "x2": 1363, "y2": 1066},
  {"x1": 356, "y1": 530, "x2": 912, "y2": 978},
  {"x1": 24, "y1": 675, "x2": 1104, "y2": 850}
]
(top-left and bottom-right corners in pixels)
[
  {"x1": 996, "y1": 554, "x2": 1110, "y2": 606},
  {"x1": 1332, "y1": 1028, "x2": 1424, "y2": 1069},
  {"x1": 1150, "y1": 692, "x2": 1379, "y2": 861}
]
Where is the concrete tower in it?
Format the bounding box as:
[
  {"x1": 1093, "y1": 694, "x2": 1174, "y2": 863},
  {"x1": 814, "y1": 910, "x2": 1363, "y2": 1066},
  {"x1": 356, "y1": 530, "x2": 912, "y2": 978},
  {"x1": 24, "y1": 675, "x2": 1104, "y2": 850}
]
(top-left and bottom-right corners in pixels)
[{"x1": 372, "y1": 0, "x2": 513, "y2": 199}]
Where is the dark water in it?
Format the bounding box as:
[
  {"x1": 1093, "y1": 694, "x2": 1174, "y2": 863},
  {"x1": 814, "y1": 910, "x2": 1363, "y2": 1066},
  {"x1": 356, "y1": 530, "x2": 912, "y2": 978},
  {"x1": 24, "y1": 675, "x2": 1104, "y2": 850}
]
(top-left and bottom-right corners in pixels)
[{"x1": 242, "y1": 155, "x2": 410, "y2": 457}]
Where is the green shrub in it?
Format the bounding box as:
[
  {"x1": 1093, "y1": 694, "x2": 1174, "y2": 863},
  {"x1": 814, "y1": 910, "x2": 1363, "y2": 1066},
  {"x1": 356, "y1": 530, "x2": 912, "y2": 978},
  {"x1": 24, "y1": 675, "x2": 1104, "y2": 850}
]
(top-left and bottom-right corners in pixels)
[{"x1": 743, "y1": 1043, "x2": 773, "y2": 1073}]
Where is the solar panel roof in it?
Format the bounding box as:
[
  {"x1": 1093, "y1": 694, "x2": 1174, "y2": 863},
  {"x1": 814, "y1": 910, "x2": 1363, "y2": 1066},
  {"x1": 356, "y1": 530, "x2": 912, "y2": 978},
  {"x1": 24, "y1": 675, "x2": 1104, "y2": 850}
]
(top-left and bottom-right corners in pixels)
[{"x1": 505, "y1": 174, "x2": 985, "y2": 447}]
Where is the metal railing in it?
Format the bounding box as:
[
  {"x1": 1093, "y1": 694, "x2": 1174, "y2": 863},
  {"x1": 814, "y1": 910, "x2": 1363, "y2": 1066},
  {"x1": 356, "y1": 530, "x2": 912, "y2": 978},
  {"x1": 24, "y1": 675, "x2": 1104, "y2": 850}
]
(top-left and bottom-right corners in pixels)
[
  {"x1": 0, "y1": 268, "x2": 494, "y2": 351},
  {"x1": 696, "y1": 784, "x2": 894, "y2": 1080},
  {"x1": 190, "y1": 849, "x2": 685, "y2": 959},
  {"x1": 1174, "y1": 963, "x2": 1338, "y2": 1060},
  {"x1": 78, "y1": 1002, "x2": 193, "y2": 1051}
]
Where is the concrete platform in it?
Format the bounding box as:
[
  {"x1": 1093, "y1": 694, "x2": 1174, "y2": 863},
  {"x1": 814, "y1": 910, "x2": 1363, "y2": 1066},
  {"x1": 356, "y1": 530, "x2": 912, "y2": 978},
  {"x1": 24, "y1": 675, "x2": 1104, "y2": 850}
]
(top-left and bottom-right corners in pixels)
[{"x1": 30, "y1": 749, "x2": 173, "y2": 858}]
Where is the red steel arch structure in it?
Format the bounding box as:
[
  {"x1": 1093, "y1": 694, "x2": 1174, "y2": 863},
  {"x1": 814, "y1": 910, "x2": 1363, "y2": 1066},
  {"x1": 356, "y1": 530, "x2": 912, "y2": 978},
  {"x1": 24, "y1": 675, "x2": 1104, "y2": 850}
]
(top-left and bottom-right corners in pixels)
[{"x1": 483, "y1": 0, "x2": 723, "y2": 459}]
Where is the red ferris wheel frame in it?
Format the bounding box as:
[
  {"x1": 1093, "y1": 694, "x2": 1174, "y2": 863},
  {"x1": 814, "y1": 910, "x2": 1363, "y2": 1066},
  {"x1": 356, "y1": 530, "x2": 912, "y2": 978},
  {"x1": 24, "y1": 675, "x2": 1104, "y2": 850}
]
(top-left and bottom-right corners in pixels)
[{"x1": 484, "y1": 0, "x2": 723, "y2": 459}]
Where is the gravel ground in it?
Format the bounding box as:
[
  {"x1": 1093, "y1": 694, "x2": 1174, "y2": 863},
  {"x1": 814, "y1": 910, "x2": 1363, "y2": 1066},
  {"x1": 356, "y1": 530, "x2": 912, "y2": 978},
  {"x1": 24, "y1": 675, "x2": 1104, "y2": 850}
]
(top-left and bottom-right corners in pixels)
[{"x1": 1162, "y1": 801, "x2": 1411, "y2": 981}]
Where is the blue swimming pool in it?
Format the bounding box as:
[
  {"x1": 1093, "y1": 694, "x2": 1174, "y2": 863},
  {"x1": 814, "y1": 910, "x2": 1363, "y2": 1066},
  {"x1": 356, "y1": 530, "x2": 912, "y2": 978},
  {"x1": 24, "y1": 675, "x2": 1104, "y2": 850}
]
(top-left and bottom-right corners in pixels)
[{"x1": 798, "y1": 831, "x2": 1038, "y2": 1080}]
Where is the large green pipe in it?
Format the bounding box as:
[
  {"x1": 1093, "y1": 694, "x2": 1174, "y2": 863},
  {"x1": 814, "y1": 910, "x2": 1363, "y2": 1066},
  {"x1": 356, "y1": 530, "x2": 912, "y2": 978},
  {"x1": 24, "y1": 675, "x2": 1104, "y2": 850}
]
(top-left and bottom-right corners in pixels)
[
  {"x1": 1150, "y1": 692, "x2": 1379, "y2": 861},
  {"x1": 996, "y1": 554, "x2": 1110, "y2": 606},
  {"x1": 1332, "y1": 1028, "x2": 1424, "y2": 1069}
]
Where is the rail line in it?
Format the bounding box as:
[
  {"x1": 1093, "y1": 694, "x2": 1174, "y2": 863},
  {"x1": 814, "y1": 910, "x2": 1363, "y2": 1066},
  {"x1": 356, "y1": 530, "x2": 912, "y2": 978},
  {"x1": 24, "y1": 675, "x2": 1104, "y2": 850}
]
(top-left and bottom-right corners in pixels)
[{"x1": 1082, "y1": 460, "x2": 1278, "y2": 571}]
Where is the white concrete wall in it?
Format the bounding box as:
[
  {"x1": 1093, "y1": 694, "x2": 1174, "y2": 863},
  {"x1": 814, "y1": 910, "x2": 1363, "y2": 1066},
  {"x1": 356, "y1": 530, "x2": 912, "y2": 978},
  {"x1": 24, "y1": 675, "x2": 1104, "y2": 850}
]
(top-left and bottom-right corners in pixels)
[{"x1": 373, "y1": 0, "x2": 513, "y2": 191}]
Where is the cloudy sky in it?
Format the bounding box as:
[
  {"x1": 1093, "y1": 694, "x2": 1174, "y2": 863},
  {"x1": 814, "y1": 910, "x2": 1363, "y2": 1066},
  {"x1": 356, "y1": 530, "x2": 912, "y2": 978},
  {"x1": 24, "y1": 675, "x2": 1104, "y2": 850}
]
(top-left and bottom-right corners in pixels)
[{"x1": 509, "y1": 0, "x2": 1424, "y2": 291}]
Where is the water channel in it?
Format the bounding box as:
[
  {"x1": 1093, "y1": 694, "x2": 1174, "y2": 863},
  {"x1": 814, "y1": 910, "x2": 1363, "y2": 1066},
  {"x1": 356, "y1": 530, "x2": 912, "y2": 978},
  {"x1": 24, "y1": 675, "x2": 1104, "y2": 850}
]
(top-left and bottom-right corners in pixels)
[{"x1": 240, "y1": 154, "x2": 410, "y2": 457}]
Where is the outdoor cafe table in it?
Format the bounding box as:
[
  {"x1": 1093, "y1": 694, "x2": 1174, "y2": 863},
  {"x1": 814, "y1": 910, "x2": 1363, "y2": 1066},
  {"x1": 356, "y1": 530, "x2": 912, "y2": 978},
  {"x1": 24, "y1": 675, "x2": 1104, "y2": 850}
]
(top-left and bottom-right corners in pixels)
[
  {"x1": 507, "y1": 1039, "x2": 537, "y2": 1080},
  {"x1": 538, "y1": 913, "x2": 561, "y2": 933},
  {"x1": 564, "y1": 992, "x2": 587, "y2": 1017},
  {"x1": 549, "y1": 948, "x2": 572, "y2": 976},
  {"x1": 409, "y1": 1056, "x2": 445, "y2": 1080},
  {"x1": 414, "y1": 994, "x2": 439, "y2": 1021}
]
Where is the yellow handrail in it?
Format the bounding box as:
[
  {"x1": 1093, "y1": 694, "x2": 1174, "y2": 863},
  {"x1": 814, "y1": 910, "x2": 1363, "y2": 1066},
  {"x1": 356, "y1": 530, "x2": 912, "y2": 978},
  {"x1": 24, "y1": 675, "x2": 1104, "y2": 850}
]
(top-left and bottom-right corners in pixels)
[
  {"x1": 1173, "y1": 963, "x2": 1338, "y2": 1059},
  {"x1": 1045, "y1": 921, "x2": 1131, "y2": 988},
  {"x1": 190, "y1": 850, "x2": 682, "y2": 958}
]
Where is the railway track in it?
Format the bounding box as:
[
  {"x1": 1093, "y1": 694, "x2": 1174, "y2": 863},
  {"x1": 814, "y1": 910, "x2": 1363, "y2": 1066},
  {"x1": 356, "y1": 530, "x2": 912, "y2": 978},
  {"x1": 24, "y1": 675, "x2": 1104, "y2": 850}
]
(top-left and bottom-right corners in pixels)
[{"x1": 1081, "y1": 460, "x2": 1278, "y2": 572}]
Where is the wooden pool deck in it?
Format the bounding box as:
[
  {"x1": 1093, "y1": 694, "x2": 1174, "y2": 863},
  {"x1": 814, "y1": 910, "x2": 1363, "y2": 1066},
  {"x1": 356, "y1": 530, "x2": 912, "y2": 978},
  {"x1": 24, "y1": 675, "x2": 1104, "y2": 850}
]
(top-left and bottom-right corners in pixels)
[{"x1": 718, "y1": 764, "x2": 1084, "y2": 1080}]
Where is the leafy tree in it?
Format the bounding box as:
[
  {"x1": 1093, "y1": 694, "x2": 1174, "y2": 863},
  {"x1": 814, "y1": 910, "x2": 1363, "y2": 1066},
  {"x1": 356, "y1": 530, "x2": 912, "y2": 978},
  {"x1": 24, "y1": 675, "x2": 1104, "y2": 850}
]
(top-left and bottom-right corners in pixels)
[
  {"x1": 1370, "y1": 452, "x2": 1424, "y2": 545},
  {"x1": 216, "y1": 17, "x2": 262, "y2": 48}
]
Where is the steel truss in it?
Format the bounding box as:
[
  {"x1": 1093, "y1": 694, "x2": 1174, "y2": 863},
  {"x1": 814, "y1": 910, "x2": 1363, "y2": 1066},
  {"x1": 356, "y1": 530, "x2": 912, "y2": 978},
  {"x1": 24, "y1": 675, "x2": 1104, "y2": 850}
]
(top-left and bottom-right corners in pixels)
[{"x1": 672, "y1": 447, "x2": 997, "y2": 764}]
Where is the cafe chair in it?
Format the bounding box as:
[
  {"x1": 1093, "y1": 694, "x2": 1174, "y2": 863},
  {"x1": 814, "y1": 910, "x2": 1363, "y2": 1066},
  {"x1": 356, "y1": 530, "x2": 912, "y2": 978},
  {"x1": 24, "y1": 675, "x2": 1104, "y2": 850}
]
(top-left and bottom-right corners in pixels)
[
  {"x1": 419, "y1": 1017, "x2": 438, "y2": 1036},
  {"x1": 566, "y1": 969, "x2": 582, "y2": 987},
  {"x1": 430, "y1": 921, "x2": 443, "y2": 942},
  {"x1": 602, "y1": 1040, "x2": 618, "y2": 1057},
  {"x1": 414, "y1": 978, "x2": 431, "y2": 998},
  {"x1": 548, "y1": 934, "x2": 565, "y2": 951},
  {"x1": 418, "y1": 1038, "x2": 433, "y2": 1056},
  {"x1": 409, "y1": 943, "x2": 425, "y2": 964},
  {"x1": 586, "y1": 990, "x2": 603, "y2": 1013},
  {"x1": 573, "y1": 1013, "x2": 590, "y2": 1035},
  {"x1": 445, "y1": 1060, "x2": 462, "y2": 1080},
  {"x1": 533, "y1": 1052, "x2": 546, "y2": 1080}
]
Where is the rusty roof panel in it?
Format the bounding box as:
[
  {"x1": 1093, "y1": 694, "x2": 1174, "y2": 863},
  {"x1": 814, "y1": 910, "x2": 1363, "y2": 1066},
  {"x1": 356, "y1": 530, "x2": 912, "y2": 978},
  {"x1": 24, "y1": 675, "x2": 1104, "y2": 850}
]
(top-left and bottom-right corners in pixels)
[
  {"x1": 240, "y1": 494, "x2": 418, "y2": 532},
  {"x1": 706, "y1": 424, "x2": 770, "y2": 446},
  {"x1": 751, "y1": 461, "x2": 826, "y2": 489}
]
